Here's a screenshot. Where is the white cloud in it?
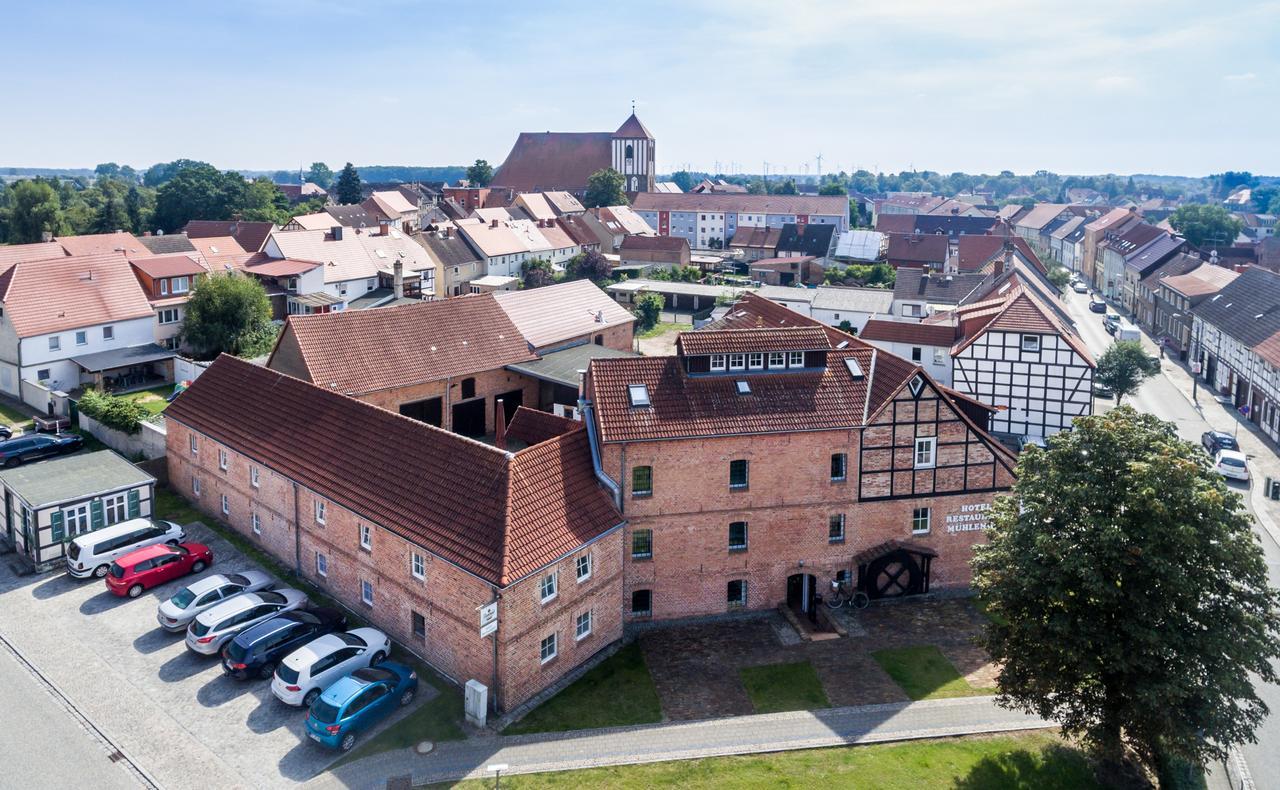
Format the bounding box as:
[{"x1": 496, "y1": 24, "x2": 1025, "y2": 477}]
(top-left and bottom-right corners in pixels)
[
  {"x1": 1224, "y1": 72, "x2": 1258, "y2": 81},
  {"x1": 1094, "y1": 75, "x2": 1138, "y2": 93}
]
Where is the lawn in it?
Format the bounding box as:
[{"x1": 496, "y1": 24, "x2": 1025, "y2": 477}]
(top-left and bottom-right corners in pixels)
[
  {"x1": 636, "y1": 321, "x2": 692, "y2": 339},
  {"x1": 427, "y1": 731, "x2": 1100, "y2": 789},
  {"x1": 119, "y1": 385, "x2": 173, "y2": 416},
  {"x1": 739, "y1": 661, "x2": 830, "y2": 714},
  {"x1": 0, "y1": 399, "x2": 35, "y2": 431},
  {"x1": 872, "y1": 645, "x2": 997, "y2": 701},
  {"x1": 504, "y1": 642, "x2": 663, "y2": 735}
]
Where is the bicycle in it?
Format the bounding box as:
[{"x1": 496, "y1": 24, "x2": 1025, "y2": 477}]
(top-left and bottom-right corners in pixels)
[{"x1": 825, "y1": 578, "x2": 869, "y2": 610}]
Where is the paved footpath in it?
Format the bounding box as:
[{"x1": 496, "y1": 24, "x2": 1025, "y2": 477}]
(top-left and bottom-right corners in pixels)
[{"x1": 315, "y1": 696, "x2": 1048, "y2": 788}]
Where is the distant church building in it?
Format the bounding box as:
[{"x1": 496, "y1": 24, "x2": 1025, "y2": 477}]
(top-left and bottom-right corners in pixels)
[{"x1": 491, "y1": 112, "x2": 655, "y2": 197}]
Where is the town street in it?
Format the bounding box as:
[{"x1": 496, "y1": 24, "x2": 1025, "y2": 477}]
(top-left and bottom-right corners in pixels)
[{"x1": 1064, "y1": 288, "x2": 1280, "y2": 787}]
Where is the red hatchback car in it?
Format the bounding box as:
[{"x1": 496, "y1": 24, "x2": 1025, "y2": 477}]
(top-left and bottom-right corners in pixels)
[{"x1": 105, "y1": 542, "x2": 213, "y2": 598}]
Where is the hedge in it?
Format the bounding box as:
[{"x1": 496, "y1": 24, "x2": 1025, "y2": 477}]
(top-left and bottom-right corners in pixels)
[{"x1": 78, "y1": 389, "x2": 148, "y2": 435}]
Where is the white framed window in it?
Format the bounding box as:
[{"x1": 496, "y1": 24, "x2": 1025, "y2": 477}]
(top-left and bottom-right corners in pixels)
[
  {"x1": 160, "y1": 279, "x2": 169, "y2": 296},
  {"x1": 48, "y1": 336, "x2": 60, "y2": 351},
  {"x1": 359, "y1": 523, "x2": 372, "y2": 551},
  {"x1": 361, "y1": 579, "x2": 374, "y2": 606},
  {"x1": 218, "y1": 448, "x2": 228, "y2": 470},
  {"x1": 63, "y1": 504, "x2": 90, "y2": 535},
  {"x1": 338, "y1": 282, "x2": 348, "y2": 296},
  {"x1": 192, "y1": 476, "x2": 201, "y2": 496},
  {"x1": 172, "y1": 276, "x2": 189, "y2": 294},
  {"x1": 103, "y1": 492, "x2": 127, "y2": 524},
  {"x1": 912, "y1": 507, "x2": 931, "y2": 534},
  {"x1": 540, "y1": 633, "x2": 557, "y2": 663},
  {"x1": 728, "y1": 353, "x2": 746, "y2": 371},
  {"x1": 1021, "y1": 334, "x2": 1041, "y2": 352},
  {"x1": 75, "y1": 330, "x2": 87, "y2": 346},
  {"x1": 411, "y1": 551, "x2": 426, "y2": 580},
  {"x1": 575, "y1": 611, "x2": 592, "y2": 640},
  {"x1": 829, "y1": 513, "x2": 846, "y2": 543},
  {"x1": 220, "y1": 494, "x2": 229, "y2": 515},
  {"x1": 787, "y1": 351, "x2": 804, "y2": 367},
  {"x1": 159, "y1": 308, "x2": 180, "y2": 325},
  {"x1": 748, "y1": 352, "x2": 764, "y2": 370},
  {"x1": 103, "y1": 326, "x2": 114, "y2": 341},
  {"x1": 315, "y1": 499, "x2": 326, "y2": 524},
  {"x1": 575, "y1": 553, "x2": 592, "y2": 582},
  {"x1": 250, "y1": 466, "x2": 260, "y2": 488},
  {"x1": 366, "y1": 278, "x2": 376, "y2": 290},
  {"x1": 914, "y1": 437, "x2": 936, "y2": 469},
  {"x1": 710, "y1": 354, "x2": 726, "y2": 372},
  {"x1": 539, "y1": 571, "x2": 558, "y2": 603},
  {"x1": 316, "y1": 552, "x2": 328, "y2": 577},
  {"x1": 933, "y1": 347, "x2": 946, "y2": 364},
  {"x1": 768, "y1": 352, "x2": 785, "y2": 368},
  {"x1": 189, "y1": 434, "x2": 198, "y2": 455},
  {"x1": 252, "y1": 512, "x2": 262, "y2": 534}
]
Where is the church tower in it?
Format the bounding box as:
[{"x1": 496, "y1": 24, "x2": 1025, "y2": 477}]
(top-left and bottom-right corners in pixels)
[{"x1": 611, "y1": 110, "x2": 655, "y2": 193}]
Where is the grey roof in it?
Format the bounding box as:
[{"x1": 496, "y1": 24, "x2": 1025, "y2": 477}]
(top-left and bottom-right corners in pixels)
[
  {"x1": 324, "y1": 205, "x2": 379, "y2": 228},
  {"x1": 810, "y1": 286, "x2": 894, "y2": 313},
  {"x1": 0, "y1": 450, "x2": 153, "y2": 508},
  {"x1": 1124, "y1": 234, "x2": 1184, "y2": 274},
  {"x1": 1139, "y1": 252, "x2": 1201, "y2": 289},
  {"x1": 506, "y1": 343, "x2": 639, "y2": 387},
  {"x1": 136, "y1": 234, "x2": 197, "y2": 255},
  {"x1": 776, "y1": 223, "x2": 836, "y2": 257},
  {"x1": 893, "y1": 270, "x2": 989, "y2": 304},
  {"x1": 607, "y1": 279, "x2": 752, "y2": 299},
  {"x1": 347, "y1": 289, "x2": 423, "y2": 310},
  {"x1": 418, "y1": 232, "x2": 482, "y2": 267},
  {"x1": 756, "y1": 285, "x2": 816, "y2": 303},
  {"x1": 71, "y1": 343, "x2": 175, "y2": 373},
  {"x1": 1192, "y1": 267, "x2": 1280, "y2": 349}
]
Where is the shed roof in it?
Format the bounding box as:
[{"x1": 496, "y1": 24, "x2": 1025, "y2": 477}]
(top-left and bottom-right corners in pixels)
[
  {"x1": 0, "y1": 450, "x2": 153, "y2": 508},
  {"x1": 494, "y1": 280, "x2": 634, "y2": 349}
]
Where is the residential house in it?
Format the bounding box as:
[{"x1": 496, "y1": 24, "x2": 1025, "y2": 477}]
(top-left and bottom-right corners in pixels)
[
  {"x1": 0, "y1": 241, "x2": 68, "y2": 267},
  {"x1": 1082, "y1": 207, "x2": 1139, "y2": 289},
  {"x1": 858, "y1": 319, "x2": 956, "y2": 385},
  {"x1": 1126, "y1": 246, "x2": 1195, "y2": 330},
  {"x1": 775, "y1": 223, "x2": 837, "y2": 263},
  {"x1": 1097, "y1": 222, "x2": 1168, "y2": 301},
  {"x1": 184, "y1": 220, "x2": 275, "y2": 253},
  {"x1": 1012, "y1": 204, "x2": 1071, "y2": 254},
  {"x1": 754, "y1": 284, "x2": 816, "y2": 316},
  {"x1": 1156, "y1": 265, "x2": 1240, "y2": 358},
  {"x1": 632, "y1": 193, "x2": 848, "y2": 251},
  {"x1": 953, "y1": 236, "x2": 1044, "y2": 276},
  {"x1": 542, "y1": 191, "x2": 587, "y2": 216},
  {"x1": 128, "y1": 253, "x2": 209, "y2": 350},
  {"x1": 892, "y1": 269, "x2": 989, "y2": 321},
  {"x1": 135, "y1": 233, "x2": 197, "y2": 256},
  {"x1": 362, "y1": 190, "x2": 422, "y2": 233},
  {"x1": 1047, "y1": 216, "x2": 1086, "y2": 267},
  {"x1": 809, "y1": 286, "x2": 894, "y2": 333},
  {"x1": 728, "y1": 226, "x2": 782, "y2": 262},
  {"x1": 56, "y1": 231, "x2": 153, "y2": 259},
  {"x1": 873, "y1": 193, "x2": 944, "y2": 221},
  {"x1": 493, "y1": 280, "x2": 635, "y2": 353},
  {"x1": 619, "y1": 235, "x2": 691, "y2": 270},
  {"x1": 885, "y1": 233, "x2": 949, "y2": 270},
  {"x1": 416, "y1": 224, "x2": 485, "y2": 297},
  {"x1": 749, "y1": 257, "x2": 823, "y2": 288}
]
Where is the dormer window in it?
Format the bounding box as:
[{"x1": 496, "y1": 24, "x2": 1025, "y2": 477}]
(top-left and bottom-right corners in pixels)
[
  {"x1": 1021, "y1": 335, "x2": 1040, "y2": 352},
  {"x1": 710, "y1": 354, "x2": 726, "y2": 372},
  {"x1": 728, "y1": 354, "x2": 746, "y2": 371},
  {"x1": 769, "y1": 352, "x2": 785, "y2": 368},
  {"x1": 748, "y1": 353, "x2": 764, "y2": 370},
  {"x1": 628, "y1": 384, "x2": 651, "y2": 407},
  {"x1": 787, "y1": 351, "x2": 804, "y2": 368}
]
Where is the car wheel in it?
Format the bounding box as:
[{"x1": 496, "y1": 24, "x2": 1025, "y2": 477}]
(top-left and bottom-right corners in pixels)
[
  {"x1": 370, "y1": 650, "x2": 386, "y2": 666},
  {"x1": 166, "y1": 539, "x2": 180, "y2": 546},
  {"x1": 191, "y1": 560, "x2": 206, "y2": 573},
  {"x1": 400, "y1": 689, "x2": 415, "y2": 706},
  {"x1": 340, "y1": 733, "x2": 356, "y2": 752},
  {"x1": 93, "y1": 564, "x2": 109, "y2": 578},
  {"x1": 303, "y1": 688, "x2": 320, "y2": 707},
  {"x1": 3, "y1": 457, "x2": 19, "y2": 468},
  {"x1": 127, "y1": 584, "x2": 144, "y2": 598},
  {"x1": 258, "y1": 662, "x2": 275, "y2": 680}
]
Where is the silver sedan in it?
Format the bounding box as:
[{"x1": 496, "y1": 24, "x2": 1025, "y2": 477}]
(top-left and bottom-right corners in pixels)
[{"x1": 156, "y1": 570, "x2": 275, "y2": 632}]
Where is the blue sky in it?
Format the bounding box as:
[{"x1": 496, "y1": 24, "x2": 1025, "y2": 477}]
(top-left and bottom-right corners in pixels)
[{"x1": 1, "y1": 0, "x2": 1277, "y2": 176}]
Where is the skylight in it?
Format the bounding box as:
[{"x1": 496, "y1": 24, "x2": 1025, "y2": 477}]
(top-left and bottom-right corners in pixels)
[
  {"x1": 844, "y1": 357, "x2": 865, "y2": 380},
  {"x1": 736, "y1": 381, "x2": 751, "y2": 395},
  {"x1": 628, "y1": 384, "x2": 650, "y2": 407}
]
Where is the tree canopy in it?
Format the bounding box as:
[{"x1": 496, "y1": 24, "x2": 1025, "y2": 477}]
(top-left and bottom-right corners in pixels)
[
  {"x1": 305, "y1": 162, "x2": 334, "y2": 189},
  {"x1": 633, "y1": 292, "x2": 663, "y2": 331},
  {"x1": 334, "y1": 162, "x2": 362, "y2": 205},
  {"x1": 152, "y1": 163, "x2": 251, "y2": 232},
  {"x1": 179, "y1": 274, "x2": 277, "y2": 360},
  {"x1": 973, "y1": 406, "x2": 1280, "y2": 779},
  {"x1": 1, "y1": 179, "x2": 67, "y2": 242},
  {"x1": 1095, "y1": 340, "x2": 1161, "y2": 403},
  {"x1": 1168, "y1": 204, "x2": 1244, "y2": 249},
  {"x1": 583, "y1": 168, "x2": 627, "y2": 208},
  {"x1": 466, "y1": 159, "x2": 494, "y2": 188},
  {"x1": 565, "y1": 249, "x2": 613, "y2": 283}
]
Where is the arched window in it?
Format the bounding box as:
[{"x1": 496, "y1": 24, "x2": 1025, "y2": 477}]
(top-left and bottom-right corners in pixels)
[
  {"x1": 625, "y1": 143, "x2": 634, "y2": 159},
  {"x1": 631, "y1": 176, "x2": 639, "y2": 192}
]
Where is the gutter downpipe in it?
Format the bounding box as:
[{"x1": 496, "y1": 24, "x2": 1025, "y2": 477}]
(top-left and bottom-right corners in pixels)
[
  {"x1": 292, "y1": 481, "x2": 302, "y2": 575},
  {"x1": 578, "y1": 372, "x2": 621, "y2": 510}
]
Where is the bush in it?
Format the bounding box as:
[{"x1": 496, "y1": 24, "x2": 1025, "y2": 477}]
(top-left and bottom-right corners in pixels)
[
  {"x1": 78, "y1": 389, "x2": 148, "y2": 434},
  {"x1": 634, "y1": 292, "x2": 664, "y2": 332}
]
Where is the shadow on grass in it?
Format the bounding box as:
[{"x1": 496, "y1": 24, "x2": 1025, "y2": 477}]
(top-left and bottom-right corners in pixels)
[
  {"x1": 872, "y1": 645, "x2": 995, "y2": 701},
  {"x1": 954, "y1": 743, "x2": 1101, "y2": 790},
  {"x1": 504, "y1": 642, "x2": 662, "y2": 735}
]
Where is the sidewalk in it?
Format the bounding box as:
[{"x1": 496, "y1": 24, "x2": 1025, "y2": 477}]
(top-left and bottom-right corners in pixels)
[{"x1": 313, "y1": 696, "x2": 1049, "y2": 788}]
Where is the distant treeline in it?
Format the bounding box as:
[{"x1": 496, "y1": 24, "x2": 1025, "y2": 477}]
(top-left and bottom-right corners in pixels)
[{"x1": 3, "y1": 164, "x2": 468, "y2": 186}]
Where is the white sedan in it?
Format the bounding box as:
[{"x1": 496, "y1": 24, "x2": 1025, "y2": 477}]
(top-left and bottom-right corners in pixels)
[
  {"x1": 156, "y1": 570, "x2": 275, "y2": 631},
  {"x1": 1214, "y1": 449, "x2": 1250, "y2": 482},
  {"x1": 1071, "y1": 281, "x2": 1089, "y2": 294},
  {"x1": 272, "y1": 628, "x2": 391, "y2": 707}
]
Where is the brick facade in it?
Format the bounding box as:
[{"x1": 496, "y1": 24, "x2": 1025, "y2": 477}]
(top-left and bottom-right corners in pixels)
[{"x1": 358, "y1": 368, "x2": 540, "y2": 435}]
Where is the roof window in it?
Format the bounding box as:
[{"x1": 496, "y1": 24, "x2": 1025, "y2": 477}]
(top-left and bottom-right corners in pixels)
[
  {"x1": 735, "y1": 381, "x2": 751, "y2": 395},
  {"x1": 844, "y1": 357, "x2": 865, "y2": 380},
  {"x1": 628, "y1": 384, "x2": 651, "y2": 407}
]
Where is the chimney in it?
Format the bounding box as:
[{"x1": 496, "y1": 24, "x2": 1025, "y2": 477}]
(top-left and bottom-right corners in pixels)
[
  {"x1": 41, "y1": 231, "x2": 53, "y2": 243},
  {"x1": 143, "y1": 231, "x2": 152, "y2": 237},
  {"x1": 490, "y1": 218, "x2": 499, "y2": 229},
  {"x1": 577, "y1": 369, "x2": 588, "y2": 401},
  {"x1": 393, "y1": 259, "x2": 404, "y2": 299},
  {"x1": 495, "y1": 399, "x2": 507, "y2": 450},
  {"x1": 331, "y1": 226, "x2": 344, "y2": 241},
  {"x1": 379, "y1": 222, "x2": 389, "y2": 237}
]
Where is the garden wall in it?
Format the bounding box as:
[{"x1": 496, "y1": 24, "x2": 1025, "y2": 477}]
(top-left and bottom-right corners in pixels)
[{"x1": 78, "y1": 413, "x2": 168, "y2": 461}]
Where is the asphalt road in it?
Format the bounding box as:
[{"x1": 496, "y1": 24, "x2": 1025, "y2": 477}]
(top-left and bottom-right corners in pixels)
[
  {"x1": 0, "y1": 636, "x2": 142, "y2": 789},
  {"x1": 1065, "y1": 289, "x2": 1280, "y2": 788}
]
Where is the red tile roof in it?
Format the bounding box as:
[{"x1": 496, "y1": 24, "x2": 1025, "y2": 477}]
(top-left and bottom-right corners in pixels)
[
  {"x1": 874, "y1": 214, "x2": 916, "y2": 234},
  {"x1": 183, "y1": 220, "x2": 275, "y2": 253},
  {"x1": 506, "y1": 406, "x2": 581, "y2": 446},
  {"x1": 492, "y1": 132, "x2": 613, "y2": 193},
  {"x1": 128, "y1": 253, "x2": 209, "y2": 279},
  {"x1": 244, "y1": 258, "x2": 320, "y2": 277},
  {"x1": 493, "y1": 280, "x2": 635, "y2": 350},
  {"x1": 166, "y1": 355, "x2": 621, "y2": 585},
  {"x1": 0, "y1": 241, "x2": 68, "y2": 268},
  {"x1": 0, "y1": 253, "x2": 154, "y2": 337},
  {"x1": 1161, "y1": 265, "x2": 1240, "y2": 298},
  {"x1": 956, "y1": 235, "x2": 1045, "y2": 274},
  {"x1": 267, "y1": 296, "x2": 537, "y2": 396},
  {"x1": 676, "y1": 326, "x2": 831, "y2": 356},
  {"x1": 620, "y1": 235, "x2": 688, "y2": 252},
  {"x1": 859, "y1": 318, "x2": 956, "y2": 346},
  {"x1": 704, "y1": 292, "x2": 853, "y2": 346},
  {"x1": 885, "y1": 233, "x2": 948, "y2": 265},
  {"x1": 613, "y1": 113, "x2": 654, "y2": 139},
  {"x1": 56, "y1": 232, "x2": 153, "y2": 258},
  {"x1": 729, "y1": 226, "x2": 782, "y2": 250}
]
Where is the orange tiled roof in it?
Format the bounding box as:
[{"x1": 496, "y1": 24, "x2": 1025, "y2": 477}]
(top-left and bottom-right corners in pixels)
[
  {"x1": 56, "y1": 232, "x2": 153, "y2": 258},
  {"x1": 0, "y1": 253, "x2": 153, "y2": 337},
  {"x1": 0, "y1": 241, "x2": 68, "y2": 268},
  {"x1": 676, "y1": 325, "x2": 830, "y2": 356}
]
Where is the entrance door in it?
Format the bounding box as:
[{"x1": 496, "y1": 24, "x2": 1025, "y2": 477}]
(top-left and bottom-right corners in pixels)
[
  {"x1": 494, "y1": 389, "x2": 523, "y2": 426},
  {"x1": 451, "y1": 399, "x2": 486, "y2": 438},
  {"x1": 785, "y1": 573, "x2": 818, "y2": 616},
  {"x1": 399, "y1": 397, "x2": 443, "y2": 427}
]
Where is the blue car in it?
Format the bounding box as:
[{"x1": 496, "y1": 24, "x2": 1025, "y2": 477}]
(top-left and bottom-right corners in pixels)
[{"x1": 305, "y1": 662, "x2": 418, "y2": 751}]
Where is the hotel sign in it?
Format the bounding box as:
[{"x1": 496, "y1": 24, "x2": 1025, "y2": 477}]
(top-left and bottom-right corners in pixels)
[{"x1": 945, "y1": 503, "x2": 992, "y2": 533}]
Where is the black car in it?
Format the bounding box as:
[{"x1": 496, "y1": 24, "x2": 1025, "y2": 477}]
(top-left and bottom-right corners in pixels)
[
  {"x1": 221, "y1": 607, "x2": 347, "y2": 680},
  {"x1": 1088, "y1": 300, "x2": 1108, "y2": 314},
  {"x1": 1202, "y1": 430, "x2": 1239, "y2": 456},
  {"x1": 0, "y1": 432, "x2": 83, "y2": 467},
  {"x1": 1093, "y1": 381, "x2": 1114, "y2": 399}
]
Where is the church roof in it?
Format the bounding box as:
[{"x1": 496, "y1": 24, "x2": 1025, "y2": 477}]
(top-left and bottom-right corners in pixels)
[
  {"x1": 491, "y1": 132, "x2": 612, "y2": 194},
  {"x1": 613, "y1": 113, "x2": 654, "y2": 139}
]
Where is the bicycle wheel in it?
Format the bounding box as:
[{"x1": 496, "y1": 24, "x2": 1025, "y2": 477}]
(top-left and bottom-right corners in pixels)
[
  {"x1": 851, "y1": 592, "x2": 870, "y2": 610},
  {"x1": 824, "y1": 594, "x2": 844, "y2": 609}
]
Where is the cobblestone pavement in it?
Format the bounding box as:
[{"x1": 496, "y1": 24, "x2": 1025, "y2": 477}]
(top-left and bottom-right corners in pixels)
[{"x1": 317, "y1": 696, "x2": 1049, "y2": 789}]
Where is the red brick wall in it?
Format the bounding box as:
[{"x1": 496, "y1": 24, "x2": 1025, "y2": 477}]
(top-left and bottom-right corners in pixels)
[
  {"x1": 532, "y1": 321, "x2": 635, "y2": 356},
  {"x1": 357, "y1": 368, "x2": 540, "y2": 435}
]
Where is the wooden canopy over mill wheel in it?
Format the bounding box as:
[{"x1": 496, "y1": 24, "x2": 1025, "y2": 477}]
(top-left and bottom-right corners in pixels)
[{"x1": 853, "y1": 540, "x2": 938, "y2": 600}]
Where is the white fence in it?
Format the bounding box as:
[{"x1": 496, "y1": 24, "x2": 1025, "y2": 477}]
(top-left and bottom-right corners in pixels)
[
  {"x1": 19, "y1": 378, "x2": 54, "y2": 414},
  {"x1": 78, "y1": 413, "x2": 168, "y2": 461},
  {"x1": 174, "y1": 356, "x2": 211, "y2": 384}
]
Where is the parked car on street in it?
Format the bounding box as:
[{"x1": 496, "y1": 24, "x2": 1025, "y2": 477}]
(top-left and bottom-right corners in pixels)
[
  {"x1": 221, "y1": 608, "x2": 347, "y2": 681},
  {"x1": 272, "y1": 628, "x2": 391, "y2": 707},
  {"x1": 1103, "y1": 314, "x2": 1121, "y2": 334},
  {"x1": 1093, "y1": 381, "x2": 1114, "y2": 399},
  {"x1": 305, "y1": 663, "x2": 418, "y2": 751},
  {"x1": 66, "y1": 518, "x2": 186, "y2": 579},
  {"x1": 1088, "y1": 299, "x2": 1108, "y2": 314},
  {"x1": 0, "y1": 432, "x2": 83, "y2": 467},
  {"x1": 105, "y1": 542, "x2": 212, "y2": 598},
  {"x1": 157, "y1": 571, "x2": 275, "y2": 631},
  {"x1": 1072, "y1": 281, "x2": 1089, "y2": 294},
  {"x1": 185, "y1": 588, "x2": 309, "y2": 655},
  {"x1": 0, "y1": 425, "x2": 11, "y2": 439},
  {"x1": 1213, "y1": 449, "x2": 1250, "y2": 481},
  {"x1": 1202, "y1": 430, "x2": 1240, "y2": 456}
]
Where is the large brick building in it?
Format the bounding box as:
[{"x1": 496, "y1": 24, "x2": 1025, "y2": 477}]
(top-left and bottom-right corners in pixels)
[{"x1": 165, "y1": 356, "x2": 624, "y2": 711}]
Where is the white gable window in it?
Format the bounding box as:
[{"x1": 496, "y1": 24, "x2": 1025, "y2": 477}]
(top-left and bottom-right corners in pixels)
[
  {"x1": 769, "y1": 352, "x2": 785, "y2": 368},
  {"x1": 787, "y1": 351, "x2": 805, "y2": 368},
  {"x1": 748, "y1": 352, "x2": 764, "y2": 370},
  {"x1": 315, "y1": 499, "x2": 327, "y2": 525},
  {"x1": 1021, "y1": 334, "x2": 1041, "y2": 352},
  {"x1": 914, "y1": 437, "x2": 937, "y2": 469}
]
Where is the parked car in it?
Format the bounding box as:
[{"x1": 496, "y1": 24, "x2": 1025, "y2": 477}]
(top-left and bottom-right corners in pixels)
[
  {"x1": 221, "y1": 608, "x2": 347, "y2": 681},
  {"x1": 1072, "y1": 281, "x2": 1089, "y2": 294},
  {"x1": 1201, "y1": 430, "x2": 1240, "y2": 456},
  {"x1": 1093, "y1": 381, "x2": 1114, "y2": 399},
  {"x1": 0, "y1": 432, "x2": 83, "y2": 467},
  {"x1": 1103, "y1": 314, "x2": 1121, "y2": 334},
  {"x1": 157, "y1": 570, "x2": 275, "y2": 632},
  {"x1": 105, "y1": 542, "x2": 212, "y2": 598},
  {"x1": 305, "y1": 663, "x2": 418, "y2": 751},
  {"x1": 1088, "y1": 299, "x2": 1108, "y2": 314},
  {"x1": 185, "y1": 589, "x2": 309, "y2": 655},
  {"x1": 0, "y1": 425, "x2": 11, "y2": 440},
  {"x1": 66, "y1": 518, "x2": 186, "y2": 579},
  {"x1": 1214, "y1": 449, "x2": 1250, "y2": 481},
  {"x1": 272, "y1": 628, "x2": 391, "y2": 707}
]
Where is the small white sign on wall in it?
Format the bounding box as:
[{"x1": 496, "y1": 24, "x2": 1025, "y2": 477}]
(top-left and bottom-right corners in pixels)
[{"x1": 479, "y1": 601, "x2": 498, "y2": 637}]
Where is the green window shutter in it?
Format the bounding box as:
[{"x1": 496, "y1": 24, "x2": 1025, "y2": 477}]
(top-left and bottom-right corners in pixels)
[
  {"x1": 50, "y1": 511, "x2": 64, "y2": 543},
  {"x1": 90, "y1": 500, "x2": 105, "y2": 530},
  {"x1": 127, "y1": 489, "x2": 140, "y2": 518}
]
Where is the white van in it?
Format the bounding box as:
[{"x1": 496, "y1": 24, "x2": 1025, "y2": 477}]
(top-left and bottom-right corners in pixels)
[
  {"x1": 65, "y1": 518, "x2": 185, "y2": 579},
  {"x1": 1115, "y1": 321, "x2": 1141, "y2": 343}
]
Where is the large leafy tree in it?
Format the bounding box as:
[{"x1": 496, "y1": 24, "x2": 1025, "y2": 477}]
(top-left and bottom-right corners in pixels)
[
  {"x1": 565, "y1": 249, "x2": 613, "y2": 283},
  {"x1": 179, "y1": 274, "x2": 277, "y2": 360},
  {"x1": 91, "y1": 180, "x2": 131, "y2": 233},
  {"x1": 124, "y1": 184, "x2": 153, "y2": 234},
  {"x1": 1168, "y1": 204, "x2": 1244, "y2": 249},
  {"x1": 239, "y1": 178, "x2": 290, "y2": 223},
  {"x1": 1095, "y1": 340, "x2": 1161, "y2": 404},
  {"x1": 583, "y1": 168, "x2": 627, "y2": 208},
  {"x1": 334, "y1": 162, "x2": 362, "y2": 205},
  {"x1": 466, "y1": 159, "x2": 493, "y2": 187},
  {"x1": 633, "y1": 292, "x2": 663, "y2": 331},
  {"x1": 2, "y1": 179, "x2": 67, "y2": 242},
  {"x1": 153, "y1": 164, "x2": 248, "y2": 232},
  {"x1": 305, "y1": 162, "x2": 334, "y2": 189},
  {"x1": 973, "y1": 407, "x2": 1280, "y2": 781}
]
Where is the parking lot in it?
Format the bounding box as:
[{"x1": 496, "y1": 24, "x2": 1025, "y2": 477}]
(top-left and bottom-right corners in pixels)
[{"x1": 0, "y1": 520, "x2": 422, "y2": 789}]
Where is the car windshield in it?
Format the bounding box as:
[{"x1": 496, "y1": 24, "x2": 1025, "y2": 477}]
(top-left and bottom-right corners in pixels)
[
  {"x1": 226, "y1": 573, "x2": 249, "y2": 586},
  {"x1": 276, "y1": 664, "x2": 300, "y2": 684},
  {"x1": 224, "y1": 640, "x2": 247, "y2": 662},
  {"x1": 258, "y1": 591, "x2": 286, "y2": 605},
  {"x1": 352, "y1": 667, "x2": 395, "y2": 683},
  {"x1": 190, "y1": 619, "x2": 211, "y2": 637},
  {"x1": 109, "y1": 562, "x2": 126, "y2": 579},
  {"x1": 310, "y1": 699, "x2": 341, "y2": 724},
  {"x1": 171, "y1": 588, "x2": 197, "y2": 610},
  {"x1": 171, "y1": 545, "x2": 190, "y2": 556},
  {"x1": 1221, "y1": 457, "x2": 1246, "y2": 468}
]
